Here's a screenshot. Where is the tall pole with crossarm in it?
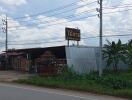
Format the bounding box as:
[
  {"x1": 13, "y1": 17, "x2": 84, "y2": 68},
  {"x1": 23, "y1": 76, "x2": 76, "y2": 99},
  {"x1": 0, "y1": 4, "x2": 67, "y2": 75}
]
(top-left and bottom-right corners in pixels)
[
  {"x1": 98, "y1": 0, "x2": 103, "y2": 76},
  {"x1": 99, "y1": 0, "x2": 103, "y2": 76},
  {"x1": 2, "y1": 15, "x2": 8, "y2": 51},
  {"x1": 5, "y1": 15, "x2": 8, "y2": 51},
  {"x1": 2, "y1": 15, "x2": 8, "y2": 70}
]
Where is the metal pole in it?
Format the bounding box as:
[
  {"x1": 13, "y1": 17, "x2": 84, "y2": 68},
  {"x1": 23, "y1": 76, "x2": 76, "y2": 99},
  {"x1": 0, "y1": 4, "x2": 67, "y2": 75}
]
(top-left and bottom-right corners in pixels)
[
  {"x1": 99, "y1": 0, "x2": 103, "y2": 76},
  {"x1": 77, "y1": 41, "x2": 79, "y2": 46},
  {"x1": 5, "y1": 15, "x2": 8, "y2": 51},
  {"x1": 5, "y1": 15, "x2": 8, "y2": 70},
  {"x1": 2, "y1": 15, "x2": 8, "y2": 70},
  {"x1": 68, "y1": 40, "x2": 69, "y2": 46}
]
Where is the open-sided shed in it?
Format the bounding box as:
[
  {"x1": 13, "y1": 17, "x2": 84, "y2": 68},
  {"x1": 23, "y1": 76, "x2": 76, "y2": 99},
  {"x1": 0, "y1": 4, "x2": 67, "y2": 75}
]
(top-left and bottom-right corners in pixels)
[{"x1": 0, "y1": 45, "x2": 105, "y2": 74}]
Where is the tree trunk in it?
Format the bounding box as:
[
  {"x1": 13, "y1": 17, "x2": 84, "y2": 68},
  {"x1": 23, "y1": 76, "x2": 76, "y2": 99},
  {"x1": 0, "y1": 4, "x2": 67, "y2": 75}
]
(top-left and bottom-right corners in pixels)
[{"x1": 113, "y1": 58, "x2": 118, "y2": 72}]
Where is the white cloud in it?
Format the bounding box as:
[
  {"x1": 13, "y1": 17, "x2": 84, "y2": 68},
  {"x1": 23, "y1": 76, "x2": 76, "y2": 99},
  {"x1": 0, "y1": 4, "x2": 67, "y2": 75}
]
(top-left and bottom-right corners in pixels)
[
  {"x1": 75, "y1": 0, "x2": 98, "y2": 15},
  {"x1": 1, "y1": 0, "x2": 132, "y2": 51},
  {"x1": 76, "y1": 0, "x2": 132, "y2": 44},
  {"x1": 1, "y1": 0, "x2": 27, "y2": 6},
  {"x1": 24, "y1": 14, "x2": 31, "y2": 21},
  {"x1": 5, "y1": 14, "x2": 99, "y2": 50},
  {"x1": 0, "y1": 6, "x2": 7, "y2": 13}
]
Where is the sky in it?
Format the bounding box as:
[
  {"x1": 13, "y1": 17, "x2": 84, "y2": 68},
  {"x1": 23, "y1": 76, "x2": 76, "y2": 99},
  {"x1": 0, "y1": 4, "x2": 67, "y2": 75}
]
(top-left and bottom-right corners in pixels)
[{"x1": 0, "y1": 0, "x2": 132, "y2": 51}]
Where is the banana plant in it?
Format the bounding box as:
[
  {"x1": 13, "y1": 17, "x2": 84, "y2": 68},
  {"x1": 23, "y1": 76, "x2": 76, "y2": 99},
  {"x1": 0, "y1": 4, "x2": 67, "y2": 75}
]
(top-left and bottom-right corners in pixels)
[
  {"x1": 125, "y1": 40, "x2": 132, "y2": 68},
  {"x1": 103, "y1": 39, "x2": 126, "y2": 71}
]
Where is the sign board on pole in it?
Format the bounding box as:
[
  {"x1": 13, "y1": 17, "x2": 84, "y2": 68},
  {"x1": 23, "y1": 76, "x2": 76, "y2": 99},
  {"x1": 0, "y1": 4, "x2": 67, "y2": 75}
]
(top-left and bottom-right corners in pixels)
[{"x1": 65, "y1": 27, "x2": 81, "y2": 41}]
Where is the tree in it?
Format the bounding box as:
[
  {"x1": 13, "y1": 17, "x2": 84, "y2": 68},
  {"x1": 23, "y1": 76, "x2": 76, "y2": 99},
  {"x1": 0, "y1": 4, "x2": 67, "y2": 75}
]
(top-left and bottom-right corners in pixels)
[
  {"x1": 125, "y1": 40, "x2": 132, "y2": 68},
  {"x1": 103, "y1": 39, "x2": 125, "y2": 71}
]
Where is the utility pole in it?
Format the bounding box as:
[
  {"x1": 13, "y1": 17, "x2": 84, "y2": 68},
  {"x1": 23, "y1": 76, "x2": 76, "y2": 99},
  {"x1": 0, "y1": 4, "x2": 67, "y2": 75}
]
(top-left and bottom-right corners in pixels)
[
  {"x1": 97, "y1": 0, "x2": 103, "y2": 76},
  {"x1": 5, "y1": 15, "x2": 8, "y2": 51},
  {"x1": 2, "y1": 15, "x2": 8, "y2": 70},
  {"x1": 2, "y1": 15, "x2": 8, "y2": 51}
]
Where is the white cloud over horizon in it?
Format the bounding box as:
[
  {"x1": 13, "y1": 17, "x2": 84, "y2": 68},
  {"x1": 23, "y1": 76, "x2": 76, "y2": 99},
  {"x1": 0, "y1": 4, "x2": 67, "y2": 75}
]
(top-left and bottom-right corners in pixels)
[
  {"x1": 7, "y1": 15, "x2": 97, "y2": 50},
  {"x1": 0, "y1": 0, "x2": 132, "y2": 52},
  {"x1": 1, "y1": 0, "x2": 27, "y2": 6}
]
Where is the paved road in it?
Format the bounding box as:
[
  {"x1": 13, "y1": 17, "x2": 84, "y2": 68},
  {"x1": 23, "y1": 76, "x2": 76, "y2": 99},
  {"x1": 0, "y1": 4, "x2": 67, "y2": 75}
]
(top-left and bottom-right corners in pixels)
[{"x1": 0, "y1": 83, "x2": 128, "y2": 100}]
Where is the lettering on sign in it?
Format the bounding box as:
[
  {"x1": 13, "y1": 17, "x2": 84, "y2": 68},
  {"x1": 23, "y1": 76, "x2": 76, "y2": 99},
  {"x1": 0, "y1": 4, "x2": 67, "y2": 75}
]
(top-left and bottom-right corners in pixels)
[{"x1": 65, "y1": 27, "x2": 81, "y2": 41}]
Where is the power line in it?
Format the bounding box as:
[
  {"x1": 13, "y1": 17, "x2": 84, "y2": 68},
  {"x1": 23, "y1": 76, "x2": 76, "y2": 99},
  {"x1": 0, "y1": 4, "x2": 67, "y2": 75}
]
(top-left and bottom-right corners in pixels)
[
  {"x1": 82, "y1": 34, "x2": 132, "y2": 39},
  {"x1": 8, "y1": 8, "x2": 132, "y2": 31},
  {"x1": 8, "y1": 1, "x2": 79, "y2": 20},
  {"x1": 8, "y1": 12, "x2": 97, "y2": 30},
  {"x1": 8, "y1": 8, "x2": 96, "y2": 29},
  {"x1": 105, "y1": 29, "x2": 132, "y2": 32},
  {"x1": 7, "y1": 8, "x2": 132, "y2": 31},
  {"x1": 8, "y1": 0, "x2": 97, "y2": 20},
  {"x1": 0, "y1": 33, "x2": 132, "y2": 47},
  {"x1": 104, "y1": 8, "x2": 132, "y2": 15},
  {"x1": 0, "y1": 42, "x2": 5, "y2": 44},
  {"x1": 7, "y1": 5, "x2": 132, "y2": 26},
  {"x1": 98, "y1": 30, "x2": 131, "y2": 35},
  {"x1": 7, "y1": 1, "x2": 132, "y2": 21},
  {"x1": 8, "y1": 31, "x2": 97, "y2": 41},
  {"x1": 103, "y1": 3, "x2": 132, "y2": 8},
  {"x1": 7, "y1": 29, "x2": 132, "y2": 43},
  {"x1": 104, "y1": 5, "x2": 132, "y2": 9},
  {"x1": 8, "y1": 37, "x2": 65, "y2": 43},
  {"x1": 2, "y1": 1, "x2": 132, "y2": 48},
  {"x1": 8, "y1": 32, "x2": 96, "y2": 43},
  {"x1": 8, "y1": 9, "x2": 96, "y2": 29},
  {"x1": 103, "y1": 33, "x2": 132, "y2": 37},
  {"x1": 7, "y1": 30, "x2": 97, "y2": 43},
  {"x1": 8, "y1": 1, "x2": 97, "y2": 24},
  {"x1": 8, "y1": 40, "x2": 66, "y2": 45},
  {"x1": 105, "y1": 28, "x2": 132, "y2": 30},
  {"x1": 5, "y1": 33, "x2": 132, "y2": 45}
]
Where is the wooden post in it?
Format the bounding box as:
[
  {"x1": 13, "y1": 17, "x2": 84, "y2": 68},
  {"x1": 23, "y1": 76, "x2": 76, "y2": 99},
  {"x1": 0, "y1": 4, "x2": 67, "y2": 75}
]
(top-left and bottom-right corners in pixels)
[{"x1": 68, "y1": 40, "x2": 69, "y2": 46}]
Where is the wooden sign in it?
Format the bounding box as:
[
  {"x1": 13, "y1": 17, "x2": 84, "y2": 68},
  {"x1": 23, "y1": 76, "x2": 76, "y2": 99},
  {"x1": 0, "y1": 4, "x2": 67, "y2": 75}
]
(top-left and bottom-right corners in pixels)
[{"x1": 65, "y1": 27, "x2": 81, "y2": 41}]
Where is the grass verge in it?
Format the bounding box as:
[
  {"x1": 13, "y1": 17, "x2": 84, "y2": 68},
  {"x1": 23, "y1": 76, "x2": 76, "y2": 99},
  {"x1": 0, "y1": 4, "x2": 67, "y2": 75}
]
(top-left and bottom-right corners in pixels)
[{"x1": 14, "y1": 69, "x2": 132, "y2": 99}]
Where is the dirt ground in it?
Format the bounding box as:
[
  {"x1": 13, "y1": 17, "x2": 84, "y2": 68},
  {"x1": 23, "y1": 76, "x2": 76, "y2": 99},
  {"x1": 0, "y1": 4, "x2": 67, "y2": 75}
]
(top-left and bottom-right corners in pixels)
[{"x1": 0, "y1": 71, "x2": 33, "y2": 82}]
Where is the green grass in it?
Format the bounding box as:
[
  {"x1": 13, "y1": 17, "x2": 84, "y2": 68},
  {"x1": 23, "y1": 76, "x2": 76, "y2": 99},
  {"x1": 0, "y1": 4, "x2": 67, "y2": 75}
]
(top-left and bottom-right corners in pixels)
[{"x1": 15, "y1": 69, "x2": 132, "y2": 99}]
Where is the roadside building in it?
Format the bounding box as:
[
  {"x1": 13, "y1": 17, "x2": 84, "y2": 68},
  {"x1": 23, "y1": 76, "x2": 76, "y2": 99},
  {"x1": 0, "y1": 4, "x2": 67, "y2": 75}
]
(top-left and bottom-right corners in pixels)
[
  {"x1": 0, "y1": 46, "x2": 100, "y2": 74},
  {"x1": 0, "y1": 45, "x2": 128, "y2": 75}
]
